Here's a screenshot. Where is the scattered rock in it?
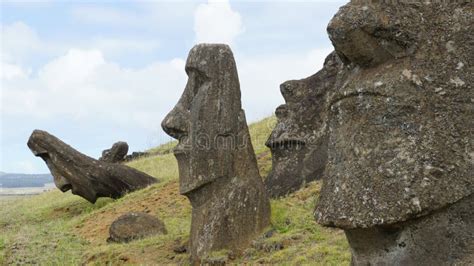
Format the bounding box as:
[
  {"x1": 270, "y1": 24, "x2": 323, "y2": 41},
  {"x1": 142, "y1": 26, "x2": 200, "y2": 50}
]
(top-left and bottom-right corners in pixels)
[
  {"x1": 172, "y1": 238, "x2": 188, "y2": 254},
  {"x1": 99, "y1": 141, "x2": 128, "y2": 163},
  {"x1": 173, "y1": 244, "x2": 187, "y2": 254},
  {"x1": 263, "y1": 229, "x2": 276, "y2": 238},
  {"x1": 161, "y1": 44, "x2": 271, "y2": 262},
  {"x1": 108, "y1": 212, "x2": 167, "y2": 243},
  {"x1": 252, "y1": 240, "x2": 284, "y2": 253},
  {"x1": 27, "y1": 130, "x2": 157, "y2": 203}
]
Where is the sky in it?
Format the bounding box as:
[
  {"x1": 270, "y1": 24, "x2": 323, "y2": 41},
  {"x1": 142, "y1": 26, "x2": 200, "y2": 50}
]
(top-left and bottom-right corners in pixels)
[{"x1": 1, "y1": 0, "x2": 347, "y2": 174}]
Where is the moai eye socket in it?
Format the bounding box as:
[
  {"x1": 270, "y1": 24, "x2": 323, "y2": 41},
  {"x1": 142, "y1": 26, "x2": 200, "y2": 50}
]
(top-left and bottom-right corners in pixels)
[{"x1": 185, "y1": 68, "x2": 208, "y2": 99}]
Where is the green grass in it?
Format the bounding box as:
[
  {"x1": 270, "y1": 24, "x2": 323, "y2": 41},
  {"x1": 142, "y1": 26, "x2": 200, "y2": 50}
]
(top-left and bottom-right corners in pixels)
[
  {"x1": 126, "y1": 152, "x2": 178, "y2": 181},
  {"x1": 0, "y1": 116, "x2": 350, "y2": 265}
]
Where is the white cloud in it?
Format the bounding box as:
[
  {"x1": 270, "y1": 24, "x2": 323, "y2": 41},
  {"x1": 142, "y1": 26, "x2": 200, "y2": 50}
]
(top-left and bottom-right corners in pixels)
[
  {"x1": 0, "y1": 62, "x2": 29, "y2": 80},
  {"x1": 2, "y1": 49, "x2": 187, "y2": 130},
  {"x1": 194, "y1": 0, "x2": 244, "y2": 44},
  {"x1": 38, "y1": 49, "x2": 105, "y2": 90},
  {"x1": 1, "y1": 21, "x2": 41, "y2": 63}
]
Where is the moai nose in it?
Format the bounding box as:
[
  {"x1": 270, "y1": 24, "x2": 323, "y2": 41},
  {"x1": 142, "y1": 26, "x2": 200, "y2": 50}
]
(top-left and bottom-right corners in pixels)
[{"x1": 161, "y1": 106, "x2": 189, "y2": 140}]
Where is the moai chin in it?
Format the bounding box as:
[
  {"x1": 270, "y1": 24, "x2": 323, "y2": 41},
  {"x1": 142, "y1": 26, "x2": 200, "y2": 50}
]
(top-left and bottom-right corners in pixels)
[
  {"x1": 314, "y1": 1, "x2": 473, "y2": 265},
  {"x1": 161, "y1": 44, "x2": 271, "y2": 261}
]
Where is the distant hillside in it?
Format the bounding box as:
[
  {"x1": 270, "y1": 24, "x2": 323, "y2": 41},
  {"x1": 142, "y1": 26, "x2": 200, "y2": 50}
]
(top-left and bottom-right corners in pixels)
[{"x1": 0, "y1": 173, "x2": 53, "y2": 188}]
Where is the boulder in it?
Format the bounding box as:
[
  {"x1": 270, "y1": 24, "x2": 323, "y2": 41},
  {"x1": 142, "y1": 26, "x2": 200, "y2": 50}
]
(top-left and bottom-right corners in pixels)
[
  {"x1": 161, "y1": 44, "x2": 271, "y2": 262},
  {"x1": 27, "y1": 130, "x2": 157, "y2": 203},
  {"x1": 108, "y1": 212, "x2": 167, "y2": 243}
]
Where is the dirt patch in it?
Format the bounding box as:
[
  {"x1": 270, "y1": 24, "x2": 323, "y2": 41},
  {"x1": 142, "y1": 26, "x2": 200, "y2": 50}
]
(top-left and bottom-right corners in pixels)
[{"x1": 76, "y1": 180, "x2": 189, "y2": 244}]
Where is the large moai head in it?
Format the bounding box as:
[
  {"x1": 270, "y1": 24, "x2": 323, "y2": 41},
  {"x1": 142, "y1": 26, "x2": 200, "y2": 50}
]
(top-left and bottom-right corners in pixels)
[
  {"x1": 161, "y1": 44, "x2": 270, "y2": 261},
  {"x1": 161, "y1": 44, "x2": 258, "y2": 196},
  {"x1": 265, "y1": 52, "x2": 342, "y2": 198},
  {"x1": 316, "y1": 0, "x2": 473, "y2": 229},
  {"x1": 314, "y1": 1, "x2": 473, "y2": 264}
]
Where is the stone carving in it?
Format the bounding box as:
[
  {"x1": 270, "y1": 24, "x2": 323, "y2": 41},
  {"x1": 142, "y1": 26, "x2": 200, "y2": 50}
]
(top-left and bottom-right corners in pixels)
[
  {"x1": 27, "y1": 130, "x2": 157, "y2": 203},
  {"x1": 99, "y1": 141, "x2": 128, "y2": 163},
  {"x1": 314, "y1": 1, "x2": 473, "y2": 265},
  {"x1": 265, "y1": 52, "x2": 342, "y2": 198},
  {"x1": 108, "y1": 212, "x2": 167, "y2": 243},
  {"x1": 161, "y1": 44, "x2": 271, "y2": 261}
]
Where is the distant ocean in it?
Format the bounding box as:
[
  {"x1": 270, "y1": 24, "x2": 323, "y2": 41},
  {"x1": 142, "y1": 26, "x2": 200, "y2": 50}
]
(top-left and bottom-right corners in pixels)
[{"x1": 0, "y1": 183, "x2": 56, "y2": 199}]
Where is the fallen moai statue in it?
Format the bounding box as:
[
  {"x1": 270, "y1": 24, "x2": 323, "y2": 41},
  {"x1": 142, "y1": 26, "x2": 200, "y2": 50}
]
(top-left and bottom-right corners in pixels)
[
  {"x1": 265, "y1": 51, "x2": 341, "y2": 198},
  {"x1": 27, "y1": 130, "x2": 157, "y2": 203},
  {"x1": 162, "y1": 44, "x2": 271, "y2": 262},
  {"x1": 99, "y1": 141, "x2": 129, "y2": 163},
  {"x1": 313, "y1": 1, "x2": 473, "y2": 265}
]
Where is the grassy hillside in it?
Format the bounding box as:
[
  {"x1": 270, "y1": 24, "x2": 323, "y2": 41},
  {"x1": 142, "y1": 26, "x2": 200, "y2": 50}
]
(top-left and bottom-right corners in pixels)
[{"x1": 0, "y1": 116, "x2": 350, "y2": 265}]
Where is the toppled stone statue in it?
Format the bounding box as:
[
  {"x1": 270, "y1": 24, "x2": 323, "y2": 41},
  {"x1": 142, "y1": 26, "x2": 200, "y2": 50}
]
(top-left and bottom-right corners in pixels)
[
  {"x1": 27, "y1": 130, "x2": 157, "y2": 203},
  {"x1": 108, "y1": 212, "x2": 167, "y2": 243},
  {"x1": 314, "y1": 2, "x2": 473, "y2": 265},
  {"x1": 99, "y1": 141, "x2": 128, "y2": 163},
  {"x1": 161, "y1": 44, "x2": 271, "y2": 261},
  {"x1": 265, "y1": 52, "x2": 342, "y2": 198}
]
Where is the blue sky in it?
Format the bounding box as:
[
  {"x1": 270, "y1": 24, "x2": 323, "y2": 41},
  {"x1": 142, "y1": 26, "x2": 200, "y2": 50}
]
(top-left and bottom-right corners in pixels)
[{"x1": 1, "y1": 0, "x2": 347, "y2": 174}]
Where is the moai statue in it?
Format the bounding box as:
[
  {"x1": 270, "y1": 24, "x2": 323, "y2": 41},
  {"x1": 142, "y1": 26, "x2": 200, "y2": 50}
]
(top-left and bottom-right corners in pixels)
[
  {"x1": 27, "y1": 130, "x2": 157, "y2": 203},
  {"x1": 99, "y1": 141, "x2": 129, "y2": 163},
  {"x1": 265, "y1": 52, "x2": 342, "y2": 198},
  {"x1": 161, "y1": 44, "x2": 271, "y2": 261},
  {"x1": 315, "y1": 1, "x2": 473, "y2": 265}
]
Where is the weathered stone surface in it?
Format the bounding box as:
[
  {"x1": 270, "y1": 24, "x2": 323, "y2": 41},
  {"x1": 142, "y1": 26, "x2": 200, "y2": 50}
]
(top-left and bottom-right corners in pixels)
[
  {"x1": 316, "y1": 0, "x2": 473, "y2": 230},
  {"x1": 265, "y1": 52, "x2": 342, "y2": 198},
  {"x1": 27, "y1": 130, "x2": 157, "y2": 203},
  {"x1": 161, "y1": 44, "x2": 271, "y2": 262},
  {"x1": 99, "y1": 141, "x2": 128, "y2": 163},
  {"x1": 345, "y1": 194, "x2": 474, "y2": 265},
  {"x1": 108, "y1": 212, "x2": 167, "y2": 243},
  {"x1": 311, "y1": 1, "x2": 473, "y2": 264}
]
